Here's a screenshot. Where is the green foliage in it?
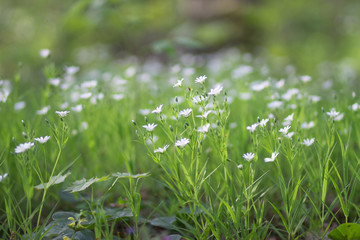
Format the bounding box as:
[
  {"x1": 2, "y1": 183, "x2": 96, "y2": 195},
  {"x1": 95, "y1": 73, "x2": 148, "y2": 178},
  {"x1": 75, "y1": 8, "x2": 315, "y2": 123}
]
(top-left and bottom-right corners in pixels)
[{"x1": 328, "y1": 223, "x2": 360, "y2": 240}]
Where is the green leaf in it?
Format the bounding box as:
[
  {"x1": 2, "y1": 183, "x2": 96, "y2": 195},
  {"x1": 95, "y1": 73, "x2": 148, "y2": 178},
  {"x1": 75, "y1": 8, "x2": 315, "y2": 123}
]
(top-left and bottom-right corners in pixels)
[
  {"x1": 103, "y1": 208, "x2": 133, "y2": 221},
  {"x1": 112, "y1": 172, "x2": 149, "y2": 179},
  {"x1": 328, "y1": 223, "x2": 360, "y2": 240},
  {"x1": 149, "y1": 217, "x2": 176, "y2": 230},
  {"x1": 34, "y1": 172, "x2": 71, "y2": 190},
  {"x1": 74, "y1": 229, "x2": 95, "y2": 240},
  {"x1": 64, "y1": 176, "x2": 110, "y2": 192}
]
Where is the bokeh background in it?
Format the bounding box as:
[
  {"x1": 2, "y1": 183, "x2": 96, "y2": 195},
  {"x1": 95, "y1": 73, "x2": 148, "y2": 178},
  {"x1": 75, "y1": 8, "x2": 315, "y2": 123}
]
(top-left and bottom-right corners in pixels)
[{"x1": 1, "y1": 0, "x2": 360, "y2": 80}]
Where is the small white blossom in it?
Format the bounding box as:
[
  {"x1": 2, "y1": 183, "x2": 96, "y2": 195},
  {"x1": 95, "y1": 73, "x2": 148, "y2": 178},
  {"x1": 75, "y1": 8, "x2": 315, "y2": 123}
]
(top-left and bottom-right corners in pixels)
[
  {"x1": 154, "y1": 144, "x2": 170, "y2": 154},
  {"x1": 259, "y1": 119, "x2": 269, "y2": 127},
  {"x1": 40, "y1": 49, "x2": 50, "y2": 58},
  {"x1": 279, "y1": 126, "x2": 291, "y2": 135},
  {"x1": 284, "y1": 113, "x2": 294, "y2": 122},
  {"x1": 80, "y1": 92, "x2": 92, "y2": 99},
  {"x1": 268, "y1": 101, "x2": 283, "y2": 109},
  {"x1": 208, "y1": 85, "x2": 223, "y2": 96},
  {"x1": 195, "y1": 75, "x2": 207, "y2": 84},
  {"x1": 237, "y1": 164, "x2": 243, "y2": 169},
  {"x1": 326, "y1": 108, "x2": 340, "y2": 118},
  {"x1": 175, "y1": 138, "x2": 190, "y2": 148},
  {"x1": 0, "y1": 173, "x2": 8, "y2": 182},
  {"x1": 301, "y1": 121, "x2": 315, "y2": 129},
  {"x1": 56, "y1": 111, "x2": 70, "y2": 118},
  {"x1": 302, "y1": 138, "x2": 315, "y2": 146},
  {"x1": 284, "y1": 132, "x2": 295, "y2": 139},
  {"x1": 142, "y1": 123, "x2": 158, "y2": 132},
  {"x1": 351, "y1": 103, "x2": 359, "y2": 111},
  {"x1": 112, "y1": 94, "x2": 124, "y2": 101},
  {"x1": 15, "y1": 142, "x2": 34, "y2": 154},
  {"x1": 71, "y1": 105, "x2": 83, "y2": 112},
  {"x1": 243, "y1": 152, "x2": 255, "y2": 161},
  {"x1": 264, "y1": 152, "x2": 279, "y2": 163},
  {"x1": 173, "y1": 78, "x2": 184, "y2": 88},
  {"x1": 197, "y1": 123, "x2": 211, "y2": 133},
  {"x1": 139, "y1": 109, "x2": 151, "y2": 115},
  {"x1": 34, "y1": 136, "x2": 51, "y2": 144},
  {"x1": 192, "y1": 95, "x2": 206, "y2": 104},
  {"x1": 14, "y1": 101, "x2": 26, "y2": 111},
  {"x1": 64, "y1": 66, "x2": 79, "y2": 75},
  {"x1": 152, "y1": 104, "x2": 163, "y2": 114},
  {"x1": 246, "y1": 123, "x2": 259, "y2": 133},
  {"x1": 37, "y1": 106, "x2": 51, "y2": 115},
  {"x1": 196, "y1": 110, "x2": 214, "y2": 119},
  {"x1": 179, "y1": 108, "x2": 192, "y2": 118},
  {"x1": 334, "y1": 113, "x2": 344, "y2": 122},
  {"x1": 49, "y1": 78, "x2": 61, "y2": 86},
  {"x1": 300, "y1": 75, "x2": 312, "y2": 83}
]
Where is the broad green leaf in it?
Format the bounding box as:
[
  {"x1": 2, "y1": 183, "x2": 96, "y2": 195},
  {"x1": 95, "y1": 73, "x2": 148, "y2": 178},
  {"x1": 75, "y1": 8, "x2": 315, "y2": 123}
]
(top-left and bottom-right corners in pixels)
[
  {"x1": 112, "y1": 172, "x2": 149, "y2": 179},
  {"x1": 328, "y1": 223, "x2": 360, "y2": 240},
  {"x1": 73, "y1": 229, "x2": 95, "y2": 240},
  {"x1": 34, "y1": 172, "x2": 71, "y2": 190},
  {"x1": 64, "y1": 176, "x2": 110, "y2": 192},
  {"x1": 149, "y1": 217, "x2": 176, "y2": 230},
  {"x1": 103, "y1": 207, "x2": 133, "y2": 220}
]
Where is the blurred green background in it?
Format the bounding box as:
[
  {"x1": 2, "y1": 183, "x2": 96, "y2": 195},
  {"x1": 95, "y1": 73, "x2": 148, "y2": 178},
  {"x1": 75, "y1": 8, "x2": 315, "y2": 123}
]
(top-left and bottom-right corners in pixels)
[{"x1": 1, "y1": 0, "x2": 360, "y2": 79}]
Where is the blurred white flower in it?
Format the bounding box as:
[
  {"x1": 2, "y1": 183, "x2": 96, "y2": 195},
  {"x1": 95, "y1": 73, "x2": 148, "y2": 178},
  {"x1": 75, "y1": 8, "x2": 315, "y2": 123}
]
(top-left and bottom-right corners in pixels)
[
  {"x1": 264, "y1": 152, "x2": 279, "y2": 162},
  {"x1": 71, "y1": 105, "x2": 83, "y2": 112},
  {"x1": 179, "y1": 108, "x2": 192, "y2": 118},
  {"x1": 154, "y1": 144, "x2": 169, "y2": 154},
  {"x1": 152, "y1": 104, "x2": 163, "y2": 114},
  {"x1": 300, "y1": 75, "x2": 312, "y2": 83},
  {"x1": 259, "y1": 118, "x2": 269, "y2": 127},
  {"x1": 64, "y1": 66, "x2": 79, "y2": 75},
  {"x1": 175, "y1": 138, "x2": 190, "y2": 148},
  {"x1": 208, "y1": 85, "x2": 223, "y2": 96},
  {"x1": 279, "y1": 126, "x2": 291, "y2": 135},
  {"x1": 284, "y1": 113, "x2": 294, "y2": 122},
  {"x1": 301, "y1": 121, "x2": 315, "y2": 129},
  {"x1": 14, "y1": 101, "x2": 26, "y2": 111},
  {"x1": 49, "y1": 78, "x2": 61, "y2": 87},
  {"x1": 139, "y1": 109, "x2": 151, "y2": 115},
  {"x1": 37, "y1": 106, "x2": 51, "y2": 115},
  {"x1": 284, "y1": 132, "x2": 295, "y2": 139},
  {"x1": 143, "y1": 123, "x2": 157, "y2": 132},
  {"x1": 268, "y1": 101, "x2": 283, "y2": 109},
  {"x1": 15, "y1": 142, "x2": 34, "y2": 154},
  {"x1": 351, "y1": 103, "x2": 359, "y2": 111},
  {"x1": 196, "y1": 110, "x2": 214, "y2": 119},
  {"x1": 40, "y1": 49, "x2": 50, "y2": 58},
  {"x1": 302, "y1": 138, "x2": 315, "y2": 146},
  {"x1": 112, "y1": 94, "x2": 124, "y2": 101},
  {"x1": 197, "y1": 123, "x2": 210, "y2": 133},
  {"x1": 34, "y1": 136, "x2": 51, "y2": 144},
  {"x1": 195, "y1": 75, "x2": 207, "y2": 84},
  {"x1": 0, "y1": 173, "x2": 8, "y2": 182},
  {"x1": 56, "y1": 111, "x2": 70, "y2": 118},
  {"x1": 334, "y1": 113, "x2": 344, "y2": 121},
  {"x1": 246, "y1": 123, "x2": 259, "y2": 133},
  {"x1": 80, "y1": 92, "x2": 92, "y2": 99},
  {"x1": 192, "y1": 95, "x2": 206, "y2": 104},
  {"x1": 243, "y1": 152, "x2": 255, "y2": 161}
]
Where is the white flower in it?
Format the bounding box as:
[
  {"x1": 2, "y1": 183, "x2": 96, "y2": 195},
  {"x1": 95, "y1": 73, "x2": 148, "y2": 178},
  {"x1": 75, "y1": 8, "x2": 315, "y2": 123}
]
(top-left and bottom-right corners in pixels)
[
  {"x1": 284, "y1": 113, "x2": 294, "y2": 122},
  {"x1": 243, "y1": 152, "x2": 255, "y2": 161},
  {"x1": 80, "y1": 92, "x2": 92, "y2": 99},
  {"x1": 279, "y1": 126, "x2": 291, "y2": 135},
  {"x1": 301, "y1": 121, "x2": 315, "y2": 129},
  {"x1": 175, "y1": 138, "x2": 190, "y2": 148},
  {"x1": 64, "y1": 66, "x2": 79, "y2": 75},
  {"x1": 309, "y1": 95, "x2": 321, "y2": 103},
  {"x1": 15, "y1": 142, "x2": 34, "y2": 154},
  {"x1": 14, "y1": 101, "x2": 26, "y2": 111},
  {"x1": 208, "y1": 84, "x2": 223, "y2": 96},
  {"x1": 259, "y1": 119, "x2": 269, "y2": 127},
  {"x1": 246, "y1": 123, "x2": 259, "y2": 133},
  {"x1": 300, "y1": 75, "x2": 312, "y2": 83},
  {"x1": 34, "y1": 136, "x2": 51, "y2": 144},
  {"x1": 81, "y1": 80, "x2": 98, "y2": 89},
  {"x1": 71, "y1": 105, "x2": 83, "y2": 112},
  {"x1": 284, "y1": 132, "x2": 295, "y2": 139},
  {"x1": 49, "y1": 78, "x2": 61, "y2": 86},
  {"x1": 0, "y1": 173, "x2": 8, "y2": 182},
  {"x1": 112, "y1": 94, "x2": 124, "y2": 101},
  {"x1": 56, "y1": 111, "x2": 70, "y2": 118},
  {"x1": 173, "y1": 78, "x2": 184, "y2": 88},
  {"x1": 152, "y1": 104, "x2": 163, "y2": 114},
  {"x1": 196, "y1": 110, "x2": 214, "y2": 119},
  {"x1": 264, "y1": 152, "x2": 279, "y2": 162},
  {"x1": 237, "y1": 164, "x2": 243, "y2": 169},
  {"x1": 334, "y1": 113, "x2": 344, "y2": 122},
  {"x1": 192, "y1": 95, "x2": 206, "y2": 104},
  {"x1": 195, "y1": 75, "x2": 207, "y2": 84},
  {"x1": 154, "y1": 144, "x2": 170, "y2": 154},
  {"x1": 326, "y1": 108, "x2": 340, "y2": 118},
  {"x1": 302, "y1": 138, "x2": 315, "y2": 146},
  {"x1": 142, "y1": 123, "x2": 158, "y2": 132},
  {"x1": 268, "y1": 101, "x2": 283, "y2": 109},
  {"x1": 37, "y1": 106, "x2": 51, "y2": 115},
  {"x1": 40, "y1": 49, "x2": 50, "y2": 58},
  {"x1": 351, "y1": 103, "x2": 359, "y2": 111},
  {"x1": 139, "y1": 109, "x2": 151, "y2": 115},
  {"x1": 197, "y1": 123, "x2": 211, "y2": 133},
  {"x1": 251, "y1": 81, "x2": 270, "y2": 91},
  {"x1": 179, "y1": 108, "x2": 192, "y2": 118}
]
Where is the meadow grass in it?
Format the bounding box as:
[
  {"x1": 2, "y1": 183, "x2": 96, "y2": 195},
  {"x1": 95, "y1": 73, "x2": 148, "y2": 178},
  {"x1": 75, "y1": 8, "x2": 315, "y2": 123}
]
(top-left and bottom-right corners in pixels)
[{"x1": 0, "y1": 49, "x2": 360, "y2": 239}]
